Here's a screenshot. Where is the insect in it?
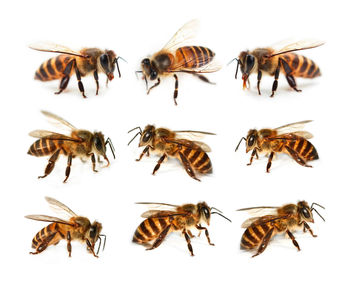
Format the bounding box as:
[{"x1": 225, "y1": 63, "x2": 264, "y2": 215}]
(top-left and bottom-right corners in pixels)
[
  {"x1": 137, "y1": 19, "x2": 220, "y2": 105},
  {"x1": 28, "y1": 110, "x2": 115, "y2": 182},
  {"x1": 231, "y1": 40, "x2": 324, "y2": 97},
  {"x1": 238, "y1": 201, "x2": 325, "y2": 257},
  {"x1": 133, "y1": 202, "x2": 231, "y2": 256},
  {"x1": 30, "y1": 42, "x2": 123, "y2": 98},
  {"x1": 25, "y1": 197, "x2": 106, "y2": 257},
  {"x1": 235, "y1": 120, "x2": 318, "y2": 172},
  {"x1": 128, "y1": 125, "x2": 214, "y2": 181}
]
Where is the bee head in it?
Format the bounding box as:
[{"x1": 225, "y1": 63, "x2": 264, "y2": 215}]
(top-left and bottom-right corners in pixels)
[
  {"x1": 87, "y1": 221, "x2": 106, "y2": 255},
  {"x1": 99, "y1": 50, "x2": 122, "y2": 81},
  {"x1": 139, "y1": 125, "x2": 156, "y2": 147},
  {"x1": 141, "y1": 58, "x2": 158, "y2": 80},
  {"x1": 238, "y1": 51, "x2": 256, "y2": 89},
  {"x1": 297, "y1": 201, "x2": 314, "y2": 223},
  {"x1": 92, "y1": 132, "x2": 107, "y2": 156},
  {"x1": 198, "y1": 202, "x2": 211, "y2": 226},
  {"x1": 245, "y1": 129, "x2": 258, "y2": 153}
]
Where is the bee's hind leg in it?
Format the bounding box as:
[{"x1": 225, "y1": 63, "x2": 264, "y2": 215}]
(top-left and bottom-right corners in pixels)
[
  {"x1": 152, "y1": 154, "x2": 167, "y2": 175},
  {"x1": 38, "y1": 149, "x2": 60, "y2": 179},
  {"x1": 146, "y1": 225, "x2": 171, "y2": 251},
  {"x1": 55, "y1": 59, "x2": 74, "y2": 95},
  {"x1": 281, "y1": 59, "x2": 301, "y2": 92}
]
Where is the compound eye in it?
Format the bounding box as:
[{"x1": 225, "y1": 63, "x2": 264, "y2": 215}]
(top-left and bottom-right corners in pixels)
[
  {"x1": 150, "y1": 71, "x2": 157, "y2": 80},
  {"x1": 302, "y1": 208, "x2": 311, "y2": 218},
  {"x1": 89, "y1": 227, "x2": 97, "y2": 238},
  {"x1": 247, "y1": 136, "x2": 255, "y2": 147},
  {"x1": 142, "y1": 131, "x2": 152, "y2": 143},
  {"x1": 203, "y1": 207, "x2": 210, "y2": 219},
  {"x1": 100, "y1": 54, "x2": 109, "y2": 70},
  {"x1": 94, "y1": 137, "x2": 103, "y2": 151},
  {"x1": 246, "y1": 55, "x2": 255, "y2": 71}
]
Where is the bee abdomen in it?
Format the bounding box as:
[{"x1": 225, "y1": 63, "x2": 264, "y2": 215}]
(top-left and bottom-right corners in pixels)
[
  {"x1": 132, "y1": 218, "x2": 170, "y2": 244},
  {"x1": 32, "y1": 223, "x2": 58, "y2": 249},
  {"x1": 27, "y1": 139, "x2": 58, "y2": 157},
  {"x1": 35, "y1": 55, "x2": 72, "y2": 81},
  {"x1": 175, "y1": 46, "x2": 214, "y2": 69},
  {"x1": 287, "y1": 138, "x2": 319, "y2": 161},
  {"x1": 281, "y1": 54, "x2": 321, "y2": 78},
  {"x1": 181, "y1": 147, "x2": 212, "y2": 173},
  {"x1": 240, "y1": 223, "x2": 274, "y2": 250}
]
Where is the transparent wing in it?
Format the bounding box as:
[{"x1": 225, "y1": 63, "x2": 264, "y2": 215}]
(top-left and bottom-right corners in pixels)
[
  {"x1": 29, "y1": 42, "x2": 88, "y2": 58},
  {"x1": 174, "y1": 130, "x2": 215, "y2": 145},
  {"x1": 237, "y1": 206, "x2": 278, "y2": 217},
  {"x1": 274, "y1": 120, "x2": 313, "y2": 135},
  {"x1": 25, "y1": 214, "x2": 73, "y2": 225},
  {"x1": 171, "y1": 58, "x2": 221, "y2": 73},
  {"x1": 29, "y1": 130, "x2": 82, "y2": 142},
  {"x1": 162, "y1": 19, "x2": 199, "y2": 52},
  {"x1": 191, "y1": 141, "x2": 211, "y2": 152},
  {"x1": 141, "y1": 210, "x2": 180, "y2": 218},
  {"x1": 164, "y1": 138, "x2": 211, "y2": 152},
  {"x1": 288, "y1": 131, "x2": 313, "y2": 139},
  {"x1": 29, "y1": 130, "x2": 63, "y2": 138},
  {"x1": 45, "y1": 197, "x2": 78, "y2": 218},
  {"x1": 241, "y1": 217, "x2": 261, "y2": 228},
  {"x1": 270, "y1": 40, "x2": 324, "y2": 57},
  {"x1": 41, "y1": 110, "x2": 77, "y2": 130}
]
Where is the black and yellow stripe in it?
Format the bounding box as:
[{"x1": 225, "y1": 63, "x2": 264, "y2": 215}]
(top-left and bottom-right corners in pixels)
[
  {"x1": 132, "y1": 217, "x2": 171, "y2": 243},
  {"x1": 180, "y1": 147, "x2": 212, "y2": 174},
  {"x1": 27, "y1": 138, "x2": 58, "y2": 157},
  {"x1": 281, "y1": 53, "x2": 321, "y2": 78},
  {"x1": 240, "y1": 222, "x2": 274, "y2": 250},
  {"x1": 286, "y1": 137, "x2": 319, "y2": 161},
  {"x1": 175, "y1": 46, "x2": 214, "y2": 69},
  {"x1": 35, "y1": 55, "x2": 72, "y2": 81},
  {"x1": 32, "y1": 223, "x2": 58, "y2": 249}
]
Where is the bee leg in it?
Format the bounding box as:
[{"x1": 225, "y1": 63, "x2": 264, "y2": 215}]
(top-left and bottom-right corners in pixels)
[
  {"x1": 257, "y1": 70, "x2": 262, "y2": 95},
  {"x1": 252, "y1": 228, "x2": 274, "y2": 257},
  {"x1": 247, "y1": 148, "x2": 257, "y2": 166},
  {"x1": 74, "y1": 61, "x2": 86, "y2": 98},
  {"x1": 90, "y1": 153, "x2": 98, "y2": 172},
  {"x1": 284, "y1": 146, "x2": 312, "y2": 168},
  {"x1": 173, "y1": 74, "x2": 179, "y2": 105},
  {"x1": 30, "y1": 233, "x2": 56, "y2": 255},
  {"x1": 193, "y1": 73, "x2": 215, "y2": 84},
  {"x1": 97, "y1": 155, "x2": 104, "y2": 164},
  {"x1": 187, "y1": 230, "x2": 195, "y2": 238},
  {"x1": 86, "y1": 239, "x2": 98, "y2": 257},
  {"x1": 146, "y1": 225, "x2": 171, "y2": 251},
  {"x1": 303, "y1": 222, "x2": 317, "y2": 237},
  {"x1": 94, "y1": 70, "x2": 99, "y2": 95},
  {"x1": 281, "y1": 59, "x2": 302, "y2": 92},
  {"x1": 152, "y1": 154, "x2": 167, "y2": 175},
  {"x1": 136, "y1": 146, "x2": 150, "y2": 161},
  {"x1": 270, "y1": 60, "x2": 281, "y2": 97},
  {"x1": 147, "y1": 78, "x2": 160, "y2": 95},
  {"x1": 55, "y1": 60, "x2": 74, "y2": 95},
  {"x1": 38, "y1": 149, "x2": 60, "y2": 179},
  {"x1": 196, "y1": 225, "x2": 214, "y2": 246},
  {"x1": 182, "y1": 229, "x2": 194, "y2": 256},
  {"x1": 67, "y1": 231, "x2": 72, "y2": 257},
  {"x1": 266, "y1": 152, "x2": 275, "y2": 173},
  {"x1": 178, "y1": 152, "x2": 200, "y2": 181},
  {"x1": 63, "y1": 154, "x2": 73, "y2": 183},
  {"x1": 286, "y1": 230, "x2": 300, "y2": 251}
]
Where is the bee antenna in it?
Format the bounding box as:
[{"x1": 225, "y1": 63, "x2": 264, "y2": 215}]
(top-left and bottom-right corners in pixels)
[
  {"x1": 127, "y1": 127, "x2": 142, "y2": 146},
  {"x1": 211, "y1": 211, "x2": 232, "y2": 223},
  {"x1": 105, "y1": 137, "x2": 116, "y2": 159},
  {"x1": 114, "y1": 56, "x2": 124, "y2": 78},
  {"x1": 227, "y1": 58, "x2": 241, "y2": 79},
  {"x1": 210, "y1": 207, "x2": 223, "y2": 213},
  {"x1": 135, "y1": 70, "x2": 143, "y2": 79},
  {"x1": 311, "y1": 203, "x2": 325, "y2": 222},
  {"x1": 96, "y1": 236, "x2": 102, "y2": 255},
  {"x1": 100, "y1": 234, "x2": 107, "y2": 251},
  {"x1": 235, "y1": 137, "x2": 246, "y2": 152},
  {"x1": 311, "y1": 202, "x2": 325, "y2": 210}
]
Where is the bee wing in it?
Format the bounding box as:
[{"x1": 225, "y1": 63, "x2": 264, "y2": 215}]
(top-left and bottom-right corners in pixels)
[
  {"x1": 174, "y1": 130, "x2": 215, "y2": 148},
  {"x1": 164, "y1": 138, "x2": 210, "y2": 152},
  {"x1": 241, "y1": 217, "x2": 261, "y2": 228},
  {"x1": 288, "y1": 131, "x2": 314, "y2": 139},
  {"x1": 25, "y1": 215, "x2": 73, "y2": 226},
  {"x1": 237, "y1": 206, "x2": 278, "y2": 216},
  {"x1": 41, "y1": 110, "x2": 77, "y2": 130},
  {"x1": 45, "y1": 197, "x2": 78, "y2": 218},
  {"x1": 162, "y1": 19, "x2": 199, "y2": 52},
  {"x1": 29, "y1": 42, "x2": 88, "y2": 58},
  {"x1": 274, "y1": 120, "x2": 313, "y2": 135},
  {"x1": 170, "y1": 58, "x2": 221, "y2": 73},
  {"x1": 29, "y1": 130, "x2": 82, "y2": 142},
  {"x1": 270, "y1": 40, "x2": 324, "y2": 57},
  {"x1": 141, "y1": 210, "x2": 181, "y2": 218}
]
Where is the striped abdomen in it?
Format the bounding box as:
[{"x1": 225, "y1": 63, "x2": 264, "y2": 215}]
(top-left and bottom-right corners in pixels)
[
  {"x1": 35, "y1": 55, "x2": 73, "y2": 81},
  {"x1": 285, "y1": 137, "x2": 319, "y2": 161},
  {"x1": 180, "y1": 146, "x2": 212, "y2": 173},
  {"x1": 27, "y1": 138, "x2": 60, "y2": 157},
  {"x1": 32, "y1": 223, "x2": 62, "y2": 250},
  {"x1": 240, "y1": 222, "x2": 275, "y2": 250},
  {"x1": 175, "y1": 46, "x2": 214, "y2": 69},
  {"x1": 133, "y1": 217, "x2": 172, "y2": 244},
  {"x1": 281, "y1": 53, "x2": 321, "y2": 78}
]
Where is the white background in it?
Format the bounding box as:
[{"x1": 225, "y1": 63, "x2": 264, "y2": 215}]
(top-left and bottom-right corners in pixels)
[{"x1": 1, "y1": 0, "x2": 348, "y2": 283}]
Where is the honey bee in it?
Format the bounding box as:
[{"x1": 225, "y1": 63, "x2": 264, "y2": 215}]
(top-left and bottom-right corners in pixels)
[
  {"x1": 30, "y1": 42, "x2": 123, "y2": 98},
  {"x1": 231, "y1": 40, "x2": 324, "y2": 97},
  {"x1": 137, "y1": 20, "x2": 221, "y2": 105},
  {"x1": 128, "y1": 125, "x2": 214, "y2": 181},
  {"x1": 133, "y1": 202, "x2": 231, "y2": 256},
  {"x1": 25, "y1": 197, "x2": 106, "y2": 257},
  {"x1": 238, "y1": 201, "x2": 325, "y2": 257},
  {"x1": 235, "y1": 120, "x2": 318, "y2": 172},
  {"x1": 27, "y1": 110, "x2": 115, "y2": 182}
]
